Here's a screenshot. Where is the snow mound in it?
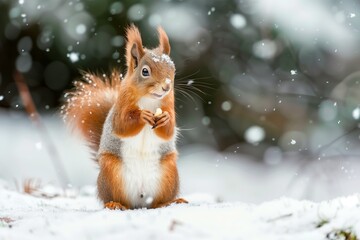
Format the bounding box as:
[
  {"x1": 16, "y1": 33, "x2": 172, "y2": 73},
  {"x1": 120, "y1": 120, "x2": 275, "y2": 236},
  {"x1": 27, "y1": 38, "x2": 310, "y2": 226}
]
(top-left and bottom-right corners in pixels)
[{"x1": 0, "y1": 184, "x2": 359, "y2": 239}]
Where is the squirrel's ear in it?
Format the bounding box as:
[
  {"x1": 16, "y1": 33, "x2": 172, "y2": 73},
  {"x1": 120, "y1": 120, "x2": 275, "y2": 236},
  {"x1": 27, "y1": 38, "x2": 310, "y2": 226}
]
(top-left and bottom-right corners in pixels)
[
  {"x1": 157, "y1": 26, "x2": 170, "y2": 55},
  {"x1": 126, "y1": 24, "x2": 145, "y2": 70}
]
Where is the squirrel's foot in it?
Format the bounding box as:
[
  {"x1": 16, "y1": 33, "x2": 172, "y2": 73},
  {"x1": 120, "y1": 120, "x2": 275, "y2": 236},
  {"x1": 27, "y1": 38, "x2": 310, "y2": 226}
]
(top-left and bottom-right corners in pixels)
[
  {"x1": 171, "y1": 198, "x2": 188, "y2": 205},
  {"x1": 104, "y1": 201, "x2": 128, "y2": 210},
  {"x1": 152, "y1": 198, "x2": 189, "y2": 208}
]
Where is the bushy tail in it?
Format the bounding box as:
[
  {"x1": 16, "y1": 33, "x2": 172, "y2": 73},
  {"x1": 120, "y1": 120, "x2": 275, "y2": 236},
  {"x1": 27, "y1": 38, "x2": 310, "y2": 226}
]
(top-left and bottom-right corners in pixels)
[{"x1": 61, "y1": 70, "x2": 122, "y2": 154}]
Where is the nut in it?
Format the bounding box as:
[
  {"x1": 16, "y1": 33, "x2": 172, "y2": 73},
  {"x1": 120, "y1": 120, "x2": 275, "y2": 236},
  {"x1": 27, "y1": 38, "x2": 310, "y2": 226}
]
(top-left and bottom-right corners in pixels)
[{"x1": 154, "y1": 108, "x2": 162, "y2": 117}]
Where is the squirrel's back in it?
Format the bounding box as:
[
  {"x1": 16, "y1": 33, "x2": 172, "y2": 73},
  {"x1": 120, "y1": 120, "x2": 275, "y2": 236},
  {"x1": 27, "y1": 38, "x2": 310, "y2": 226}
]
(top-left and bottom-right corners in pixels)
[{"x1": 61, "y1": 70, "x2": 122, "y2": 153}]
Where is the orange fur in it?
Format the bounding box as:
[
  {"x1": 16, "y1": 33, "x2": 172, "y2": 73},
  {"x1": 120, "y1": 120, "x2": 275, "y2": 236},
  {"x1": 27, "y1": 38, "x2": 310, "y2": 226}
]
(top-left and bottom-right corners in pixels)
[
  {"x1": 158, "y1": 26, "x2": 171, "y2": 55},
  {"x1": 112, "y1": 80, "x2": 146, "y2": 138},
  {"x1": 151, "y1": 151, "x2": 188, "y2": 208},
  {"x1": 62, "y1": 70, "x2": 121, "y2": 154},
  {"x1": 105, "y1": 201, "x2": 128, "y2": 210},
  {"x1": 151, "y1": 152, "x2": 179, "y2": 208},
  {"x1": 97, "y1": 152, "x2": 131, "y2": 209},
  {"x1": 62, "y1": 25, "x2": 187, "y2": 209},
  {"x1": 126, "y1": 24, "x2": 145, "y2": 74}
]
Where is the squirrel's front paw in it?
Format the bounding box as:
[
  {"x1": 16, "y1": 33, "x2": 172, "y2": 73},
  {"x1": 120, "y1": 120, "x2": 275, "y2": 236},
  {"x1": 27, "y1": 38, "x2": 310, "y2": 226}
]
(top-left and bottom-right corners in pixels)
[
  {"x1": 140, "y1": 110, "x2": 155, "y2": 126},
  {"x1": 152, "y1": 111, "x2": 170, "y2": 129}
]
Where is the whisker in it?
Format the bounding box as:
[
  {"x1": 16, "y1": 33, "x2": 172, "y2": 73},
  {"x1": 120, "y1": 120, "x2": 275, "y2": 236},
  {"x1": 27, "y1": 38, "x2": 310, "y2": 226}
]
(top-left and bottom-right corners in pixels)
[
  {"x1": 177, "y1": 76, "x2": 214, "y2": 82},
  {"x1": 175, "y1": 88, "x2": 197, "y2": 104},
  {"x1": 192, "y1": 85, "x2": 215, "y2": 90},
  {"x1": 176, "y1": 82, "x2": 214, "y2": 88},
  {"x1": 176, "y1": 88, "x2": 195, "y2": 102},
  {"x1": 174, "y1": 69, "x2": 216, "y2": 104},
  {"x1": 176, "y1": 79, "x2": 215, "y2": 90},
  {"x1": 176, "y1": 82, "x2": 214, "y2": 94},
  {"x1": 175, "y1": 86, "x2": 206, "y2": 103},
  {"x1": 177, "y1": 127, "x2": 198, "y2": 131},
  {"x1": 176, "y1": 82, "x2": 212, "y2": 89},
  {"x1": 175, "y1": 96, "x2": 186, "y2": 104},
  {"x1": 176, "y1": 69, "x2": 201, "y2": 81},
  {"x1": 177, "y1": 84, "x2": 207, "y2": 96}
]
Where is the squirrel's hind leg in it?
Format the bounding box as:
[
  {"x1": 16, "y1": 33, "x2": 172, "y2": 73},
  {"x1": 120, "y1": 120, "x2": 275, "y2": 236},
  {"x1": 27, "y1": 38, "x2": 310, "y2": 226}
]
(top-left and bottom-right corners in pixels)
[
  {"x1": 97, "y1": 153, "x2": 130, "y2": 210},
  {"x1": 151, "y1": 152, "x2": 189, "y2": 209}
]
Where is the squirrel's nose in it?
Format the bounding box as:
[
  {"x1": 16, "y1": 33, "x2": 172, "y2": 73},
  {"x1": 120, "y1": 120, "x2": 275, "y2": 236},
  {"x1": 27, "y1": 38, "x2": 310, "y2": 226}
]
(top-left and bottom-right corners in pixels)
[
  {"x1": 162, "y1": 85, "x2": 170, "y2": 92},
  {"x1": 162, "y1": 78, "x2": 172, "y2": 92}
]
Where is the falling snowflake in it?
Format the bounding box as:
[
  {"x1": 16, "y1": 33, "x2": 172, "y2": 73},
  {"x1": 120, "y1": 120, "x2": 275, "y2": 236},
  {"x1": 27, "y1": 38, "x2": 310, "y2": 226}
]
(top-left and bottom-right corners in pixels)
[
  {"x1": 230, "y1": 14, "x2": 247, "y2": 29},
  {"x1": 67, "y1": 52, "x2": 79, "y2": 63},
  {"x1": 187, "y1": 80, "x2": 194, "y2": 86},
  {"x1": 352, "y1": 107, "x2": 360, "y2": 120},
  {"x1": 221, "y1": 101, "x2": 232, "y2": 111},
  {"x1": 244, "y1": 126, "x2": 265, "y2": 144}
]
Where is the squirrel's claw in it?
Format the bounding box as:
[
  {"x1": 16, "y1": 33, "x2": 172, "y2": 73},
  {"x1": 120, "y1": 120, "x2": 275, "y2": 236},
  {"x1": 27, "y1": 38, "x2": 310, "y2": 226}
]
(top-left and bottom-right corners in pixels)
[
  {"x1": 140, "y1": 110, "x2": 155, "y2": 126},
  {"x1": 153, "y1": 111, "x2": 170, "y2": 129}
]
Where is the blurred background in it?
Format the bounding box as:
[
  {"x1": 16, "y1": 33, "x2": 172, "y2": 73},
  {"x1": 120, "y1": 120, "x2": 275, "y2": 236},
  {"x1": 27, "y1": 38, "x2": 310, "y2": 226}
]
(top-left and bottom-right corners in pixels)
[{"x1": 1, "y1": 0, "x2": 360, "y2": 202}]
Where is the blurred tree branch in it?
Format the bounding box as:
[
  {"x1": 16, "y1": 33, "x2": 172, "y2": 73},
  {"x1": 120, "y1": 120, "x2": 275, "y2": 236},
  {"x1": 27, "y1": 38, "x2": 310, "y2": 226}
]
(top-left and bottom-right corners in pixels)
[{"x1": 14, "y1": 71, "x2": 70, "y2": 187}]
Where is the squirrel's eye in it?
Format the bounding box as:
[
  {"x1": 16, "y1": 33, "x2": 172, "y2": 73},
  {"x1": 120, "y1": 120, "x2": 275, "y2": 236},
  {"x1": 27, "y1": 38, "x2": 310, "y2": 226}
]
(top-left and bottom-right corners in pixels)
[{"x1": 141, "y1": 66, "x2": 150, "y2": 78}]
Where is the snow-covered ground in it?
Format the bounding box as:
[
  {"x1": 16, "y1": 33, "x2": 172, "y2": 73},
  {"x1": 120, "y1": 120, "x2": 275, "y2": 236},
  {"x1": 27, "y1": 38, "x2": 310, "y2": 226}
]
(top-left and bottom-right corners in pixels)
[{"x1": 0, "y1": 182, "x2": 360, "y2": 239}]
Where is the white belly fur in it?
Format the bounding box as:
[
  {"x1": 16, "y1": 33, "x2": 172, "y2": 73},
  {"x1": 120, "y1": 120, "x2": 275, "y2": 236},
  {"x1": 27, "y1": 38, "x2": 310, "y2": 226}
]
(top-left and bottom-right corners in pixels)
[{"x1": 121, "y1": 97, "x2": 165, "y2": 208}]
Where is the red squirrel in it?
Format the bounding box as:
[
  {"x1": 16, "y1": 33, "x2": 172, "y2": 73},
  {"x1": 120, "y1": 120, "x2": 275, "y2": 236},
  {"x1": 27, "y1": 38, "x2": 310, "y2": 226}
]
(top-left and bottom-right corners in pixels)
[{"x1": 62, "y1": 25, "x2": 188, "y2": 210}]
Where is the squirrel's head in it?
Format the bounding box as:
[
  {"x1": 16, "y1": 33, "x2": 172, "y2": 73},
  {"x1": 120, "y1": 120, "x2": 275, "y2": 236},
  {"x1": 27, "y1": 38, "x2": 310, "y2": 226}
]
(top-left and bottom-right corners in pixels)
[{"x1": 125, "y1": 24, "x2": 175, "y2": 100}]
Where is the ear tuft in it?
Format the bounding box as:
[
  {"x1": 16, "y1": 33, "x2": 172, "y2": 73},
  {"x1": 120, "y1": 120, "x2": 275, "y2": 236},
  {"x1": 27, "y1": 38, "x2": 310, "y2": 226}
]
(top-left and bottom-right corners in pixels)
[
  {"x1": 157, "y1": 26, "x2": 170, "y2": 55},
  {"x1": 126, "y1": 24, "x2": 145, "y2": 71}
]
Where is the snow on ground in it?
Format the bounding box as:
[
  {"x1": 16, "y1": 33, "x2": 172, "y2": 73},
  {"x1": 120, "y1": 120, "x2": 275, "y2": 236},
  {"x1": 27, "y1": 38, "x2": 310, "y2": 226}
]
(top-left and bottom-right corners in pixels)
[{"x1": 0, "y1": 182, "x2": 360, "y2": 239}]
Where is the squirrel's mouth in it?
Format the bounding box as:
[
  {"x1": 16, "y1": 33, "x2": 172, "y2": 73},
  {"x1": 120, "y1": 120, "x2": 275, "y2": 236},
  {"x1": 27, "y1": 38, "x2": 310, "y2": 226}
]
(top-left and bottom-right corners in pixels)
[{"x1": 151, "y1": 92, "x2": 165, "y2": 99}]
